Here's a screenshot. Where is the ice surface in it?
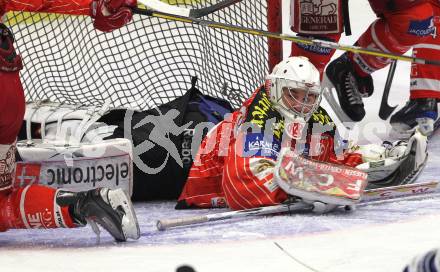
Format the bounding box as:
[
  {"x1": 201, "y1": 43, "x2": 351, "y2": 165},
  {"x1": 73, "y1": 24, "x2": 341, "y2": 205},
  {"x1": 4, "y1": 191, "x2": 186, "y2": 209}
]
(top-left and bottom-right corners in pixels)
[{"x1": 2, "y1": 1, "x2": 440, "y2": 272}]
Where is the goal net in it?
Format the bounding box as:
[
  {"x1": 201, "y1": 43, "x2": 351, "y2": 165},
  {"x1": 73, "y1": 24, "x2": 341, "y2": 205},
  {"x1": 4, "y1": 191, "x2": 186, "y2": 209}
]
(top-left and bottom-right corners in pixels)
[{"x1": 5, "y1": 0, "x2": 282, "y2": 111}]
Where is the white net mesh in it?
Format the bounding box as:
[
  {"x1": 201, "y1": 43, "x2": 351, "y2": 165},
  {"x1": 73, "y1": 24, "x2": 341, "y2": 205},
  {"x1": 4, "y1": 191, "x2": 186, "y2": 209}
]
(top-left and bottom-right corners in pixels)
[{"x1": 5, "y1": 1, "x2": 273, "y2": 110}]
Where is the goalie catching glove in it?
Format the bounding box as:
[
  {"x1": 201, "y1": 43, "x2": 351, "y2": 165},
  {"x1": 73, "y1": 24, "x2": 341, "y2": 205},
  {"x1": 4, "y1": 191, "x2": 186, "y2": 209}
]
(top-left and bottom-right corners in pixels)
[
  {"x1": 354, "y1": 130, "x2": 428, "y2": 189},
  {"x1": 91, "y1": 0, "x2": 136, "y2": 32},
  {"x1": 274, "y1": 148, "x2": 368, "y2": 214}
]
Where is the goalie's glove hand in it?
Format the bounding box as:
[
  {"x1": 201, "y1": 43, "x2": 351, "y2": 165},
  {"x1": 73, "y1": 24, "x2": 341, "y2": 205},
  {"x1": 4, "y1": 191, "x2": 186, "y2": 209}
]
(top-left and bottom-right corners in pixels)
[
  {"x1": 383, "y1": 140, "x2": 407, "y2": 159},
  {"x1": 91, "y1": 0, "x2": 136, "y2": 32}
]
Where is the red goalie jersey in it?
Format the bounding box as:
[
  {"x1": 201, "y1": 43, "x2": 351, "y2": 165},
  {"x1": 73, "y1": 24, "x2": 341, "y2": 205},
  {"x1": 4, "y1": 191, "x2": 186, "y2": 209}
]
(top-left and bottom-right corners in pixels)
[{"x1": 176, "y1": 87, "x2": 363, "y2": 211}]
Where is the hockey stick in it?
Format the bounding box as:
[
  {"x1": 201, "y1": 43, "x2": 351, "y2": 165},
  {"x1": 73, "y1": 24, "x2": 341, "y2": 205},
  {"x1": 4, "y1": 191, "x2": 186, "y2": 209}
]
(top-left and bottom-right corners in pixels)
[
  {"x1": 131, "y1": 7, "x2": 440, "y2": 66},
  {"x1": 379, "y1": 60, "x2": 398, "y2": 120},
  {"x1": 157, "y1": 201, "x2": 313, "y2": 231},
  {"x1": 156, "y1": 181, "x2": 440, "y2": 230},
  {"x1": 136, "y1": 0, "x2": 242, "y2": 18}
]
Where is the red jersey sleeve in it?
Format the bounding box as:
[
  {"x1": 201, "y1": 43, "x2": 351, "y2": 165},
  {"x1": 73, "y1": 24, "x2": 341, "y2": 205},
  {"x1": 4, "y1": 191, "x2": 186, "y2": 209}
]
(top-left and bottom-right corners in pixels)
[
  {"x1": 4, "y1": 0, "x2": 91, "y2": 15},
  {"x1": 222, "y1": 130, "x2": 288, "y2": 210},
  {"x1": 309, "y1": 132, "x2": 363, "y2": 167},
  {"x1": 177, "y1": 121, "x2": 228, "y2": 209}
]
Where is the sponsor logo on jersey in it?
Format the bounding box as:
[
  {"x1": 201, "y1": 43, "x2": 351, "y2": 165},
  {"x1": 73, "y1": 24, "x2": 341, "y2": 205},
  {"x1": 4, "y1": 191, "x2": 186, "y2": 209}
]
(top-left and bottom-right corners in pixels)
[
  {"x1": 408, "y1": 17, "x2": 437, "y2": 38},
  {"x1": 295, "y1": 43, "x2": 332, "y2": 55},
  {"x1": 243, "y1": 133, "x2": 281, "y2": 160},
  {"x1": 297, "y1": 0, "x2": 340, "y2": 34},
  {"x1": 352, "y1": 54, "x2": 376, "y2": 74}
]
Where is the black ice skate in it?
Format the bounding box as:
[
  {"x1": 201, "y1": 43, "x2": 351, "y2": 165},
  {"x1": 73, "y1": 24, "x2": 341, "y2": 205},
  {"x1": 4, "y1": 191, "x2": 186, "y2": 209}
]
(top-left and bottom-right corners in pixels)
[
  {"x1": 390, "y1": 98, "x2": 439, "y2": 138},
  {"x1": 324, "y1": 53, "x2": 374, "y2": 122},
  {"x1": 57, "y1": 188, "x2": 140, "y2": 242}
]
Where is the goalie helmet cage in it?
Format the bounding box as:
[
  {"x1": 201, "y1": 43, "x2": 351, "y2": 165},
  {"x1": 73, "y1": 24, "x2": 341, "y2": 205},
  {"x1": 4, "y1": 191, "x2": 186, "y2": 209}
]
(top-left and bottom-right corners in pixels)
[{"x1": 5, "y1": 0, "x2": 282, "y2": 111}]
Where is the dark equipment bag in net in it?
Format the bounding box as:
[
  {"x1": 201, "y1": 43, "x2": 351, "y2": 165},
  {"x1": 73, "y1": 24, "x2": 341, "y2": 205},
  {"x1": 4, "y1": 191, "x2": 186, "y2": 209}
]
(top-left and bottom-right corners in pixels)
[{"x1": 105, "y1": 77, "x2": 233, "y2": 201}]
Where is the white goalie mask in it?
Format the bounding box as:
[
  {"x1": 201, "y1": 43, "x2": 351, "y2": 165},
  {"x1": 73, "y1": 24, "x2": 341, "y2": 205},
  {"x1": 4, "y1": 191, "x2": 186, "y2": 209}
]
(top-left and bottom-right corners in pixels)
[
  {"x1": 265, "y1": 57, "x2": 322, "y2": 139},
  {"x1": 266, "y1": 56, "x2": 322, "y2": 121}
]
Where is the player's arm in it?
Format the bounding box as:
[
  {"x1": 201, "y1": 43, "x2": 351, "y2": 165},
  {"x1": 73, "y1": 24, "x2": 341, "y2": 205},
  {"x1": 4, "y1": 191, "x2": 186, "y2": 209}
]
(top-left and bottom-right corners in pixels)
[
  {"x1": 4, "y1": 0, "x2": 135, "y2": 32},
  {"x1": 308, "y1": 131, "x2": 363, "y2": 167},
  {"x1": 222, "y1": 129, "x2": 288, "y2": 210}
]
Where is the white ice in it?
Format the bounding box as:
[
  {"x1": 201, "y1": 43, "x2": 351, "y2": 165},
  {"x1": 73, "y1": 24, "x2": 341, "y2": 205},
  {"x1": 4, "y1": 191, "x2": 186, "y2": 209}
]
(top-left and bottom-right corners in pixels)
[{"x1": 2, "y1": 1, "x2": 440, "y2": 272}]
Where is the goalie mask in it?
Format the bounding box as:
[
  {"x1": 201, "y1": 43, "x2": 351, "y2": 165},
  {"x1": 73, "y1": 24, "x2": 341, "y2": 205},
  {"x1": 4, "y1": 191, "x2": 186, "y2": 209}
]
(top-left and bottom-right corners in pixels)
[{"x1": 266, "y1": 57, "x2": 322, "y2": 139}]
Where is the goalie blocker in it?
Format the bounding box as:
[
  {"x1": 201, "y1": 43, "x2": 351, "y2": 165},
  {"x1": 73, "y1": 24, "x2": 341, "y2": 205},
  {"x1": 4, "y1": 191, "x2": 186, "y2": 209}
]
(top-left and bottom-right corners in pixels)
[{"x1": 274, "y1": 148, "x2": 368, "y2": 213}]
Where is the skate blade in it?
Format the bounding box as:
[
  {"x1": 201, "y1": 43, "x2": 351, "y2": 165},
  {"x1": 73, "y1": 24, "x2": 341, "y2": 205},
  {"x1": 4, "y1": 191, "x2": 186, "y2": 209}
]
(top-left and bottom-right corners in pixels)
[
  {"x1": 322, "y1": 87, "x2": 357, "y2": 126},
  {"x1": 321, "y1": 75, "x2": 357, "y2": 126},
  {"x1": 107, "y1": 189, "x2": 141, "y2": 241}
]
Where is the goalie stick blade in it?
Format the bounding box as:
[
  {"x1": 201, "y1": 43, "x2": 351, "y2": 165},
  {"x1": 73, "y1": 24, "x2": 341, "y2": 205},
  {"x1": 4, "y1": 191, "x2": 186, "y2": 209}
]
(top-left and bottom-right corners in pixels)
[
  {"x1": 378, "y1": 60, "x2": 398, "y2": 120},
  {"x1": 188, "y1": 0, "x2": 242, "y2": 18},
  {"x1": 321, "y1": 85, "x2": 356, "y2": 125},
  {"x1": 135, "y1": 0, "x2": 242, "y2": 18},
  {"x1": 136, "y1": 0, "x2": 190, "y2": 17},
  {"x1": 361, "y1": 181, "x2": 440, "y2": 203}
]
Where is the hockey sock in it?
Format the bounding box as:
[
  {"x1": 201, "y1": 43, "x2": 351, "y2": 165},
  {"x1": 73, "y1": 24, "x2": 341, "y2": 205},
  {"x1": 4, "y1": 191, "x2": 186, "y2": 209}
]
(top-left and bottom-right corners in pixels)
[{"x1": 0, "y1": 185, "x2": 76, "y2": 231}]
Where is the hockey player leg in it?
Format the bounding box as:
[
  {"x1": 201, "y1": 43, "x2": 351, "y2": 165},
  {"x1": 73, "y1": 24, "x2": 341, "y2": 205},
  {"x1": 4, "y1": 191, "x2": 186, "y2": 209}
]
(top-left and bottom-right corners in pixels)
[
  {"x1": 391, "y1": 32, "x2": 440, "y2": 138},
  {"x1": 390, "y1": 98, "x2": 438, "y2": 138},
  {"x1": 0, "y1": 185, "x2": 77, "y2": 230},
  {"x1": 56, "y1": 187, "x2": 140, "y2": 242},
  {"x1": 290, "y1": 0, "x2": 343, "y2": 77},
  {"x1": 324, "y1": 52, "x2": 373, "y2": 122},
  {"x1": 290, "y1": 33, "x2": 341, "y2": 78},
  {"x1": 325, "y1": 3, "x2": 433, "y2": 123},
  {"x1": 0, "y1": 185, "x2": 140, "y2": 242},
  {"x1": 0, "y1": 70, "x2": 25, "y2": 191}
]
